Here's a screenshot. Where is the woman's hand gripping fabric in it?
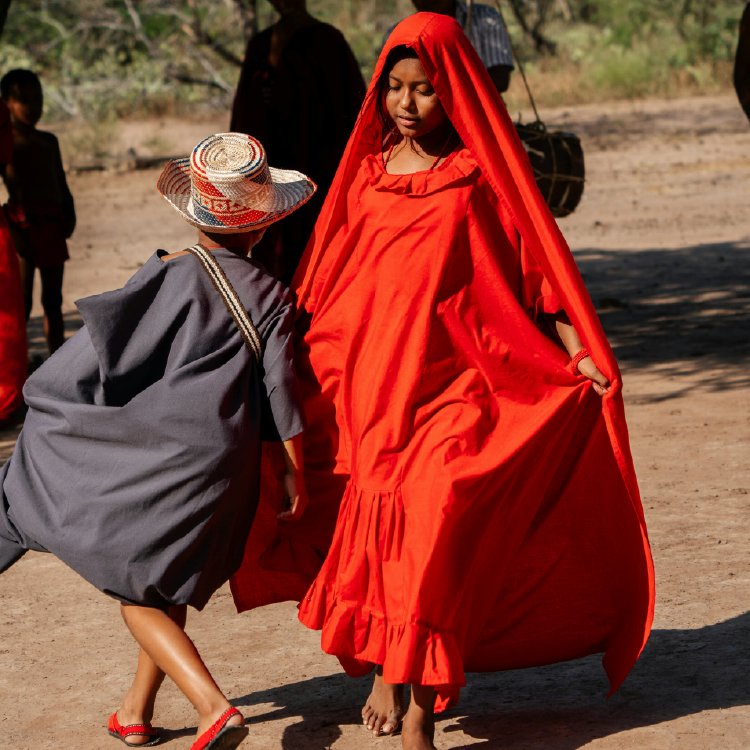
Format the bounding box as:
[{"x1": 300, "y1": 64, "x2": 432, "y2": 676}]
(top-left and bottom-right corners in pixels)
[{"x1": 577, "y1": 356, "x2": 611, "y2": 396}]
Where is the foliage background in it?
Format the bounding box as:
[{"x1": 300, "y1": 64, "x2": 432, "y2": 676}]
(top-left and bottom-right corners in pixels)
[
  {"x1": 0, "y1": 0, "x2": 744, "y2": 138},
  {"x1": 505, "y1": 0, "x2": 745, "y2": 111}
]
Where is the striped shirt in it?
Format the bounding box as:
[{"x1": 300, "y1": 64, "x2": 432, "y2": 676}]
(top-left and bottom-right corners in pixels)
[{"x1": 382, "y1": 3, "x2": 515, "y2": 70}]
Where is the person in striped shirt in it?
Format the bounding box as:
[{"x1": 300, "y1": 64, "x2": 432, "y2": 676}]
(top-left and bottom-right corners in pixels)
[{"x1": 382, "y1": 0, "x2": 515, "y2": 94}]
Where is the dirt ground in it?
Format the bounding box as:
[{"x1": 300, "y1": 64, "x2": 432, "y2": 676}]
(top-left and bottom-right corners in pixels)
[{"x1": 1, "y1": 93, "x2": 749, "y2": 749}]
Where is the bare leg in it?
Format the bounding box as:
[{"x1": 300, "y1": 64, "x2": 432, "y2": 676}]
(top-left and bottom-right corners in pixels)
[
  {"x1": 39, "y1": 265, "x2": 65, "y2": 353},
  {"x1": 120, "y1": 604, "x2": 244, "y2": 741},
  {"x1": 362, "y1": 666, "x2": 405, "y2": 736},
  {"x1": 115, "y1": 606, "x2": 187, "y2": 745},
  {"x1": 401, "y1": 684, "x2": 436, "y2": 750}
]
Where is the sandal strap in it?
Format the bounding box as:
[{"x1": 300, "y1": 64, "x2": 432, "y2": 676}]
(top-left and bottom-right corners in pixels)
[
  {"x1": 109, "y1": 712, "x2": 157, "y2": 738},
  {"x1": 191, "y1": 707, "x2": 242, "y2": 750},
  {"x1": 121, "y1": 724, "x2": 157, "y2": 737}
]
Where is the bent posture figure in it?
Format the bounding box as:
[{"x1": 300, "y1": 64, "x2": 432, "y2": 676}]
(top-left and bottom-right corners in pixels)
[
  {"x1": 0, "y1": 133, "x2": 313, "y2": 750},
  {"x1": 252, "y1": 14, "x2": 654, "y2": 750}
]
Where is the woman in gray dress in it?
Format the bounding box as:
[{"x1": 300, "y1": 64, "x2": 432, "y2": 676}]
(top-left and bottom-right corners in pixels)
[{"x1": 0, "y1": 133, "x2": 315, "y2": 750}]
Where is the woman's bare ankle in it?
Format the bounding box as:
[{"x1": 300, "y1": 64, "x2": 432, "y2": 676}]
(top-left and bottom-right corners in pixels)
[
  {"x1": 401, "y1": 685, "x2": 436, "y2": 750},
  {"x1": 117, "y1": 695, "x2": 155, "y2": 726}
]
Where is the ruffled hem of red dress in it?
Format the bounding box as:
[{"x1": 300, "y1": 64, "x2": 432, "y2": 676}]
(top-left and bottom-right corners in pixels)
[{"x1": 299, "y1": 580, "x2": 465, "y2": 710}]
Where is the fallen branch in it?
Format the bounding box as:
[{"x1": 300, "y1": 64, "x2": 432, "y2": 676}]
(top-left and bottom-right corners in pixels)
[{"x1": 166, "y1": 70, "x2": 229, "y2": 90}]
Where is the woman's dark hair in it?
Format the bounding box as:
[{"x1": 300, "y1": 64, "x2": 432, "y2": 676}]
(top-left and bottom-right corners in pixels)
[{"x1": 375, "y1": 45, "x2": 421, "y2": 129}]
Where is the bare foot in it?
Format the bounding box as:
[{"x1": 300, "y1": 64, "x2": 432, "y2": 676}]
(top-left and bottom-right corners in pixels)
[
  {"x1": 362, "y1": 666, "x2": 405, "y2": 736},
  {"x1": 401, "y1": 684, "x2": 436, "y2": 750}
]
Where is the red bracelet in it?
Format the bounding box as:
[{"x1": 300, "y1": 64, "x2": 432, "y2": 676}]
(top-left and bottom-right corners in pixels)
[{"x1": 571, "y1": 348, "x2": 590, "y2": 373}]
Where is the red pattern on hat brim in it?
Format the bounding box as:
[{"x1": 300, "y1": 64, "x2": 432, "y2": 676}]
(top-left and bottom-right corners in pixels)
[{"x1": 157, "y1": 157, "x2": 317, "y2": 233}]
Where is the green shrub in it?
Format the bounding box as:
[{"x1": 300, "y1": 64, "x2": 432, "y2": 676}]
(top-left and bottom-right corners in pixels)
[{"x1": 0, "y1": 0, "x2": 744, "y2": 128}]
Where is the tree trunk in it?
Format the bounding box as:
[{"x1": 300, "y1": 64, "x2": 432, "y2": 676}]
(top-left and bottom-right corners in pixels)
[{"x1": 0, "y1": 0, "x2": 12, "y2": 39}]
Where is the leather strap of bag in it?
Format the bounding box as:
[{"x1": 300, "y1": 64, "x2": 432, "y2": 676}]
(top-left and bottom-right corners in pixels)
[{"x1": 185, "y1": 244, "x2": 263, "y2": 365}]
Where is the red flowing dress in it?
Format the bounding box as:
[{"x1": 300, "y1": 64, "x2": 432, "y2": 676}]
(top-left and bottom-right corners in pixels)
[
  {"x1": 231, "y1": 13, "x2": 654, "y2": 711},
  {"x1": 0, "y1": 100, "x2": 26, "y2": 422}
]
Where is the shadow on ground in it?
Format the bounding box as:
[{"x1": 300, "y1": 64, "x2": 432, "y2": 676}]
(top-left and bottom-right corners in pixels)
[
  {"x1": 229, "y1": 612, "x2": 750, "y2": 749},
  {"x1": 575, "y1": 239, "x2": 750, "y2": 394},
  {"x1": 232, "y1": 672, "x2": 370, "y2": 749}
]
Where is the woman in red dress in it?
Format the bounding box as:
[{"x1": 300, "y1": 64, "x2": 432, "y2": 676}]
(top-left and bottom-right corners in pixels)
[{"x1": 232, "y1": 13, "x2": 655, "y2": 750}]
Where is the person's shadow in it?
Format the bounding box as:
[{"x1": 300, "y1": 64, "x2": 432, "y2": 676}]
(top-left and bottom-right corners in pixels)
[
  {"x1": 228, "y1": 612, "x2": 750, "y2": 749},
  {"x1": 230, "y1": 670, "x2": 369, "y2": 749}
]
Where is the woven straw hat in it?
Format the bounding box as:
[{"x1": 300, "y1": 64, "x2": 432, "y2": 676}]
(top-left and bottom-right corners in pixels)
[{"x1": 157, "y1": 133, "x2": 316, "y2": 234}]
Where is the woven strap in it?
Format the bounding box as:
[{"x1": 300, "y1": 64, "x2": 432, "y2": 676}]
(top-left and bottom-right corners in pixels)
[
  {"x1": 108, "y1": 712, "x2": 158, "y2": 739},
  {"x1": 185, "y1": 245, "x2": 263, "y2": 365},
  {"x1": 191, "y1": 707, "x2": 242, "y2": 750},
  {"x1": 121, "y1": 724, "x2": 157, "y2": 738}
]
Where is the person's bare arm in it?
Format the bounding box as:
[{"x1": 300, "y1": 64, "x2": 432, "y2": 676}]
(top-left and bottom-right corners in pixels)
[
  {"x1": 277, "y1": 433, "x2": 309, "y2": 520},
  {"x1": 554, "y1": 315, "x2": 611, "y2": 396},
  {"x1": 49, "y1": 133, "x2": 76, "y2": 237}
]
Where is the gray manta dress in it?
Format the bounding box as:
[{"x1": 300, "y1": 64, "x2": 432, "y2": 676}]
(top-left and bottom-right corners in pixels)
[{"x1": 0, "y1": 246, "x2": 305, "y2": 610}]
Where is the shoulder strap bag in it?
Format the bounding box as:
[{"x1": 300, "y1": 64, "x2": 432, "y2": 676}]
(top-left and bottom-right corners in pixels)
[{"x1": 184, "y1": 244, "x2": 263, "y2": 365}]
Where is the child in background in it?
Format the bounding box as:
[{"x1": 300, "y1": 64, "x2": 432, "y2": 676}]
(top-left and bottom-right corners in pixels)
[
  {"x1": 0, "y1": 133, "x2": 315, "y2": 750},
  {"x1": 1, "y1": 69, "x2": 75, "y2": 354}
]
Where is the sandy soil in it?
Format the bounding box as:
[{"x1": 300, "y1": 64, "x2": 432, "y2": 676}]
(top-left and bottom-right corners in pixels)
[{"x1": 1, "y1": 94, "x2": 749, "y2": 749}]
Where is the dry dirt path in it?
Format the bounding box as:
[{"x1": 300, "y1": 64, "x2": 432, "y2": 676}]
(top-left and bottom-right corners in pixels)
[{"x1": 1, "y1": 94, "x2": 749, "y2": 749}]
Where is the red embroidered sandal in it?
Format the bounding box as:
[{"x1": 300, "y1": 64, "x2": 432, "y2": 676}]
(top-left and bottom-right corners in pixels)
[
  {"x1": 108, "y1": 712, "x2": 161, "y2": 747},
  {"x1": 190, "y1": 707, "x2": 248, "y2": 750}
]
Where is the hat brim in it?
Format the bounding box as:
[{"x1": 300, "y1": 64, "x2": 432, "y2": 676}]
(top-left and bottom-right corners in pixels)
[{"x1": 157, "y1": 157, "x2": 317, "y2": 234}]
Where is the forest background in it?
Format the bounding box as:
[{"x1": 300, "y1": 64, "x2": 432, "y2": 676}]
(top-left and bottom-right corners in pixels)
[{"x1": 0, "y1": 0, "x2": 744, "y2": 161}]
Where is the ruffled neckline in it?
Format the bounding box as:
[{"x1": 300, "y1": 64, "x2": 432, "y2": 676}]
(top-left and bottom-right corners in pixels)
[{"x1": 361, "y1": 138, "x2": 479, "y2": 196}]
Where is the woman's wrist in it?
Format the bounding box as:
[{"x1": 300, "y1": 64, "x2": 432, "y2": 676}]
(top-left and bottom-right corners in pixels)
[{"x1": 570, "y1": 348, "x2": 590, "y2": 373}]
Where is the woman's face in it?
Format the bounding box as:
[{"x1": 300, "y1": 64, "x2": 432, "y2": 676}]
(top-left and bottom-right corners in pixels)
[{"x1": 385, "y1": 58, "x2": 449, "y2": 138}]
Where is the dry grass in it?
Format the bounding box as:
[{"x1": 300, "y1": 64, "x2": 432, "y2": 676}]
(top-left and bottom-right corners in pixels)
[{"x1": 504, "y1": 59, "x2": 735, "y2": 115}]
